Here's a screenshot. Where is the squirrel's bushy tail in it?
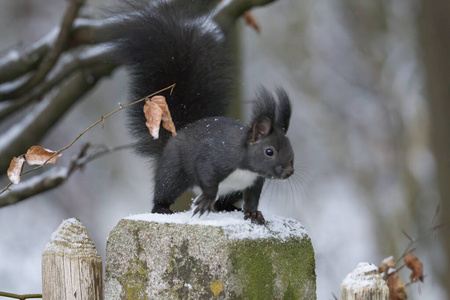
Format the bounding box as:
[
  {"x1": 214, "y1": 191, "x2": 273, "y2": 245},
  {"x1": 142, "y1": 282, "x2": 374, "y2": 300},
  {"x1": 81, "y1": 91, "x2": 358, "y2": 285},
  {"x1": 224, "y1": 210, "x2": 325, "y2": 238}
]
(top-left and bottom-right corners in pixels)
[{"x1": 109, "y1": 0, "x2": 233, "y2": 157}]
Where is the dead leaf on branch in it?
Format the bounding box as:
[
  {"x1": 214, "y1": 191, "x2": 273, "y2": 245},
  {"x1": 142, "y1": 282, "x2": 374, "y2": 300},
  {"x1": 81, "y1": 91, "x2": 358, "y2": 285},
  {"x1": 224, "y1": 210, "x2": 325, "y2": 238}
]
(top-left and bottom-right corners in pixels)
[
  {"x1": 217, "y1": 0, "x2": 260, "y2": 33},
  {"x1": 6, "y1": 146, "x2": 62, "y2": 185},
  {"x1": 7, "y1": 156, "x2": 26, "y2": 184},
  {"x1": 143, "y1": 95, "x2": 177, "y2": 139},
  {"x1": 404, "y1": 252, "x2": 424, "y2": 282},
  {"x1": 379, "y1": 256, "x2": 395, "y2": 274},
  {"x1": 25, "y1": 145, "x2": 62, "y2": 165},
  {"x1": 144, "y1": 100, "x2": 163, "y2": 139},
  {"x1": 244, "y1": 11, "x2": 260, "y2": 33},
  {"x1": 387, "y1": 273, "x2": 407, "y2": 300}
]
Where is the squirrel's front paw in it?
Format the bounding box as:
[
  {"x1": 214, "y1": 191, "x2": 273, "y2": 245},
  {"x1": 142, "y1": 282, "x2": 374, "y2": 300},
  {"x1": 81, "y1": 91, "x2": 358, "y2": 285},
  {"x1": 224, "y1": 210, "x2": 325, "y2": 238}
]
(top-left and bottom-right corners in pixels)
[
  {"x1": 244, "y1": 211, "x2": 266, "y2": 225},
  {"x1": 193, "y1": 194, "x2": 215, "y2": 216}
]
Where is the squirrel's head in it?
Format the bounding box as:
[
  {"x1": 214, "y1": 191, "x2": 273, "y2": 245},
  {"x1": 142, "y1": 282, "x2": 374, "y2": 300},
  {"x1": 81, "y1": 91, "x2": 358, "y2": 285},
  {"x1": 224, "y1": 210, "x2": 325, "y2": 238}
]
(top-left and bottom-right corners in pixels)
[{"x1": 246, "y1": 87, "x2": 294, "y2": 179}]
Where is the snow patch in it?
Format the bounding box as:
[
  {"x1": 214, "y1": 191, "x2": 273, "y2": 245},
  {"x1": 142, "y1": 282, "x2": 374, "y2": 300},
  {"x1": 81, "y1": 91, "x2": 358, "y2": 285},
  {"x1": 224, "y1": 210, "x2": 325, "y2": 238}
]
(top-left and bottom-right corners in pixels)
[
  {"x1": 44, "y1": 218, "x2": 99, "y2": 255},
  {"x1": 342, "y1": 262, "x2": 381, "y2": 293},
  {"x1": 382, "y1": 256, "x2": 394, "y2": 264},
  {"x1": 126, "y1": 210, "x2": 307, "y2": 241}
]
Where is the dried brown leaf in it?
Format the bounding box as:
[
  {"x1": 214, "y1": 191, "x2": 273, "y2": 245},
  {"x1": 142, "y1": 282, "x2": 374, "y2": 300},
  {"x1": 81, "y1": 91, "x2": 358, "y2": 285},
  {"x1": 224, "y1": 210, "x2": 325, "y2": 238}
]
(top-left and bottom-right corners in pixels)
[
  {"x1": 25, "y1": 146, "x2": 61, "y2": 165},
  {"x1": 379, "y1": 256, "x2": 395, "y2": 274},
  {"x1": 387, "y1": 273, "x2": 407, "y2": 300},
  {"x1": 143, "y1": 96, "x2": 177, "y2": 139},
  {"x1": 244, "y1": 11, "x2": 260, "y2": 33},
  {"x1": 7, "y1": 155, "x2": 26, "y2": 184},
  {"x1": 144, "y1": 100, "x2": 163, "y2": 139},
  {"x1": 404, "y1": 252, "x2": 424, "y2": 282},
  {"x1": 151, "y1": 95, "x2": 177, "y2": 136}
]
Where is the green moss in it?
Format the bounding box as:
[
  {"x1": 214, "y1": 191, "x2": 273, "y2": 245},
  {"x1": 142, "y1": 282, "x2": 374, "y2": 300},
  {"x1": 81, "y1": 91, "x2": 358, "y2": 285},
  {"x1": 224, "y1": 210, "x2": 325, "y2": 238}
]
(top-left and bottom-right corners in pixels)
[
  {"x1": 230, "y1": 239, "x2": 275, "y2": 299},
  {"x1": 118, "y1": 223, "x2": 149, "y2": 300},
  {"x1": 121, "y1": 257, "x2": 149, "y2": 300},
  {"x1": 283, "y1": 281, "x2": 296, "y2": 300},
  {"x1": 230, "y1": 237, "x2": 316, "y2": 300}
]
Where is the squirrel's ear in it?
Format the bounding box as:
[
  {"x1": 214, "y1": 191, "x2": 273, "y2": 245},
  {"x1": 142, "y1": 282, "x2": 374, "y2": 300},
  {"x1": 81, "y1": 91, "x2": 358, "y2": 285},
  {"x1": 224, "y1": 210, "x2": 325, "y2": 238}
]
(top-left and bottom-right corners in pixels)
[
  {"x1": 275, "y1": 88, "x2": 292, "y2": 133},
  {"x1": 250, "y1": 117, "x2": 272, "y2": 144}
]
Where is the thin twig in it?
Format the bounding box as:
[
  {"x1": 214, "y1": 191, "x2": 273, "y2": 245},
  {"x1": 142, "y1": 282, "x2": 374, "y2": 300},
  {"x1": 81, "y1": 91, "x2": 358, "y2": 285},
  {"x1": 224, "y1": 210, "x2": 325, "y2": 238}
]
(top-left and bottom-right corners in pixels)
[
  {"x1": 0, "y1": 84, "x2": 175, "y2": 196},
  {"x1": 0, "y1": 291, "x2": 42, "y2": 300},
  {"x1": 0, "y1": 182, "x2": 12, "y2": 195},
  {"x1": 38, "y1": 83, "x2": 176, "y2": 166},
  {"x1": 0, "y1": 142, "x2": 132, "y2": 207},
  {"x1": 0, "y1": 62, "x2": 117, "y2": 173},
  {"x1": 71, "y1": 144, "x2": 133, "y2": 171}
]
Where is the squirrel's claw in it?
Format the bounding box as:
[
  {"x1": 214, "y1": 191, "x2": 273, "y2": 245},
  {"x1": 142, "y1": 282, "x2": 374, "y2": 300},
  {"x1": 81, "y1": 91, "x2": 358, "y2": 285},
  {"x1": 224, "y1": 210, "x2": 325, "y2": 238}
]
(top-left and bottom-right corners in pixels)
[
  {"x1": 193, "y1": 194, "x2": 215, "y2": 217},
  {"x1": 244, "y1": 211, "x2": 266, "y2": 225}
]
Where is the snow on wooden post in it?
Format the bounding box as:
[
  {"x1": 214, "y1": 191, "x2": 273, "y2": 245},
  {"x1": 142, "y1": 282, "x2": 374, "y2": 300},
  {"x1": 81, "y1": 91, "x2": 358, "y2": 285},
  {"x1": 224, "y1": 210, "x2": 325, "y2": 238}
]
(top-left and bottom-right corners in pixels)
[
  {"x1": 42, "y1": 218, "x2": 103, "y2": 300},
  {"x1": 341, "y1": 262, "x2": 389, "y2": 300}
]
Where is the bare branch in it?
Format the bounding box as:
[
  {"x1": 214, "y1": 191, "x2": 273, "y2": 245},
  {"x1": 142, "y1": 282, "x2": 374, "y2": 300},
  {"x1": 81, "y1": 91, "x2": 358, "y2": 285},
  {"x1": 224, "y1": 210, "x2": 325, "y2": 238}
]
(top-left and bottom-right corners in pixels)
[
  {"x1": 0, "y1": 143, "x2": 132, "y2": 207},
  {"x1": 0, "y1": 18, "x2": 115, "y2": 85},
  {"x1": 69, "y1": 18, "x2": 118, "y2": 46},
  {"x1": 0, "y1": 83, "x2": 173, "y2": 198},
  {"x1": 0, "y1": 60, "x2": 117, "y2": 173},
  {"x1": 0, "y1": 167, "x2": 69, "y2": 208},
  {"x1": 213, "y1": 0, "x2": 278, "y2": 35},
  {"x1": 0, "y1": 29, "x2": 57, "y2": 84},
  {"x1": 0, "y1": 99, "x2": 25, "y2": 121},
  {"x1": 0, "y1": 0, "x2": 86, "y2": 100},
  {"x1": 0, "y1": 46, "x2": 116, "y2": 122},
  {"x1": 0, "y1": 291, "x2": 41, "y2": 300}
]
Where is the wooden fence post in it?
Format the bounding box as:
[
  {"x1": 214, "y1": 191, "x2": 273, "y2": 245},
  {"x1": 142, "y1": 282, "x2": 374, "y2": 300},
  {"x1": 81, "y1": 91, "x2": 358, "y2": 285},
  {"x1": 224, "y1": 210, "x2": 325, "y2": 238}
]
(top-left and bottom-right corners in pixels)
[
  {"x1": 341, "y1": 262, "x2": 389, "y2": 300},
  {"x1": 42, "y1": 218, "x2": 103, "y2": 300}
]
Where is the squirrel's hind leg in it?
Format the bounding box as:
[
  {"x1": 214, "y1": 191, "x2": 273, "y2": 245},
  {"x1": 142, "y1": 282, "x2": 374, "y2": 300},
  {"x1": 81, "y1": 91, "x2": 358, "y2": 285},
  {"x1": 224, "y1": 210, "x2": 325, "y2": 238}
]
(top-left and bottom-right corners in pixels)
[
  {"x1": 214, "y1": 191, "x2": 243, "y2": 212},
  {"x1": 151, "y1": 161, "x2": 191, "y2": 214}
]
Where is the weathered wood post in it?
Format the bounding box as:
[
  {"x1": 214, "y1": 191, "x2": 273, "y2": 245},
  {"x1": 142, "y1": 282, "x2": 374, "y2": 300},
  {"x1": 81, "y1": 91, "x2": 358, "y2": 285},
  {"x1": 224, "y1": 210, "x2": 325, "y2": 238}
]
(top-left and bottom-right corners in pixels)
[
  {"x1": 341, "y1": 262, "x2": 389, "y2": 300},
  {"x1": 42, "y1": 218, "x2": 103, "y2": 300},
  {"x1": 105, "y1": 211, "x2": 316, "y2": 299}
]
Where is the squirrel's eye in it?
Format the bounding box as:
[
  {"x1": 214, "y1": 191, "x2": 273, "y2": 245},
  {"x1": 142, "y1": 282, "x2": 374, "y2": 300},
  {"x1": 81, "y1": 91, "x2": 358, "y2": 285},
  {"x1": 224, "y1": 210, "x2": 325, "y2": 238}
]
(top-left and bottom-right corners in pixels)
[{"x1": 265, "y1": 147, "x2": 274, "y2": 157}]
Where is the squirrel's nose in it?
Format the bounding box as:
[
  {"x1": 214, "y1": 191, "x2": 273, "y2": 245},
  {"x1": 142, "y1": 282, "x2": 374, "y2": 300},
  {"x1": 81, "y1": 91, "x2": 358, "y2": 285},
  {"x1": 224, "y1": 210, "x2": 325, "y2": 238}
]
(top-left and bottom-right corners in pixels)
[
  {"x1": 284, "y1": 165, "x2": 294, "y2": 178},
  {"x1": 278, "y1": 165, "x2": 294, "y2": 179}
]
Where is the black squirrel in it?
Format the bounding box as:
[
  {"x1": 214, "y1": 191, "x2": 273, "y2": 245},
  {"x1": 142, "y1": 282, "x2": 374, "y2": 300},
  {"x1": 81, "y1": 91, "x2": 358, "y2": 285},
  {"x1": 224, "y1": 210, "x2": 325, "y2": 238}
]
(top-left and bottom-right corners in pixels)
[{"x1": 109, "y1": 0, "x2": 294, "y2": 224}]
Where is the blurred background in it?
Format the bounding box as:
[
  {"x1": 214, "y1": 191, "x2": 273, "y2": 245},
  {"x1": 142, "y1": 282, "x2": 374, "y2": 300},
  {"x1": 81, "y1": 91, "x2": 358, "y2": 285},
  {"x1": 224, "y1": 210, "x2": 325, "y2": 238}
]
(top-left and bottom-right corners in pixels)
[{"x1": 0, "y1": 0, "x2": 448, "y2": 299}]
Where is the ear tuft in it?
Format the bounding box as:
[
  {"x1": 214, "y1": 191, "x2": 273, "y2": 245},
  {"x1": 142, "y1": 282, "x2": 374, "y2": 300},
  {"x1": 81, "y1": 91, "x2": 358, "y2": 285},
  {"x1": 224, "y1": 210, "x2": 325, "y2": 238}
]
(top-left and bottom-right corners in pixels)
[{"x1": 275, "y1": 87, "x2": 292, "y2": 133}]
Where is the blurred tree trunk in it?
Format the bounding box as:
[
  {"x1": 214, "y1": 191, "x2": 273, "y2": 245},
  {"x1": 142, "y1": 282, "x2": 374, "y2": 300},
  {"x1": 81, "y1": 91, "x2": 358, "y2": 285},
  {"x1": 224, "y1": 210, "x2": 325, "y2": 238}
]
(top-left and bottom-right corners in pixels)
[{"x1": 418, "y1": 0, "x2": 450, "y2": 297}]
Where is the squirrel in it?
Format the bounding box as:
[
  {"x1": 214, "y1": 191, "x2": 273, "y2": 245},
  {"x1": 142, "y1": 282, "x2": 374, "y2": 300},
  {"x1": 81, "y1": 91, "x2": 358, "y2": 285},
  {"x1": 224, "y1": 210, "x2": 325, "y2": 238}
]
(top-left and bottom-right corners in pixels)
[{"x1": 109, "y1": 0, "x2": 294, "y2": 224}]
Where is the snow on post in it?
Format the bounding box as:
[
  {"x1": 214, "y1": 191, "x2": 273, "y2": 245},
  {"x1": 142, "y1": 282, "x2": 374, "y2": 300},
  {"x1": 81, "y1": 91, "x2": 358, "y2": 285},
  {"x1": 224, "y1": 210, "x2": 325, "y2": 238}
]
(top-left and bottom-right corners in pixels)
[
  {"x1": 341, "y1": 262, "x2": 389, "y2": 300},
  {"x1": 42, "y1": 218, "x2": 103, "y2": 300},
  {"x1": 105, "y1": 211, "x2": 316, "y2": 299}
]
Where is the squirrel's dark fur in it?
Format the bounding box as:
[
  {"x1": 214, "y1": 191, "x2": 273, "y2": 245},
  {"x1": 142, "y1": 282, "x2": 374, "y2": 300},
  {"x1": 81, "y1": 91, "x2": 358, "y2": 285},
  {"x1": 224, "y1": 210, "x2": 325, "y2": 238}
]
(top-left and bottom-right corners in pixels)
[{"x1": 110, "y1": 0, "x2": 294, "y2": 224}]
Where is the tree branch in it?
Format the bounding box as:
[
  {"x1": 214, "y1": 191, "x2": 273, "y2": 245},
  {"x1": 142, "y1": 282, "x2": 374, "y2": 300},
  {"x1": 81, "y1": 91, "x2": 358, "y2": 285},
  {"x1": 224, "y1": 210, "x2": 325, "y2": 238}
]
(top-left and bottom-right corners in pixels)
[
  {"x1": 0, "y1": 0, "x2": 86, "y2": 100},
  {"x1": 0, "y1": 18, "x2": 115, "y2": 85},
  {"x1": 0, "y1": 46, "x2": 116, "y2": 122},
  {"x1": 0, "y1": 29, "x2": 57, "y2": 84},
  {"x1": 0, "y1": 143, "x2": 132, "y2": 208},
  {"x1": 0, "y1": 291, "x2": 41, "y2": 300},
  {"x1": 0, "y1": 59, "x2": 117, "y2": 173},
  {"x1": 0, "y1": 167, "x2": 69, "y2": 208}
]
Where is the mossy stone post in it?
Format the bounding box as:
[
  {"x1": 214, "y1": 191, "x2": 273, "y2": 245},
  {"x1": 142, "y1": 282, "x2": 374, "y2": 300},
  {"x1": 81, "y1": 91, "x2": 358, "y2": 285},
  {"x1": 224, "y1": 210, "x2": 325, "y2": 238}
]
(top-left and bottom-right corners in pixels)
[
  {"x1": 105, "y1": 211, "x2": 316, "y2": 299},
  {"x1": 42, "y1": 218, "x2": 103, "y2": 300}
]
